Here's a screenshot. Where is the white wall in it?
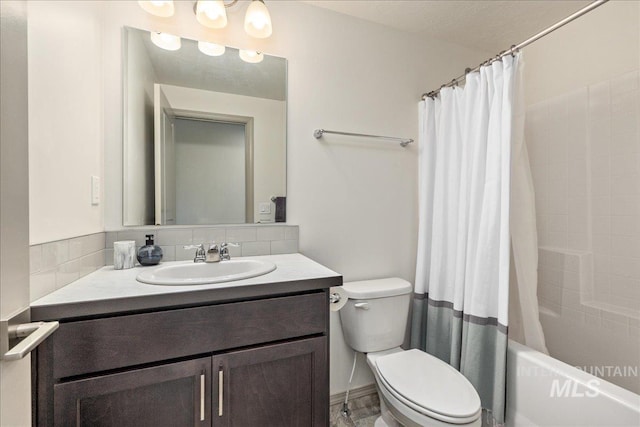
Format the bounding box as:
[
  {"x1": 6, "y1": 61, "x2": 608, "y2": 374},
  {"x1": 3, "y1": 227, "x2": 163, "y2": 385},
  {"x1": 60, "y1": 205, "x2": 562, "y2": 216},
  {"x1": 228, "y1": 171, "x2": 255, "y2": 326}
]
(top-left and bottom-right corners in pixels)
[
  {"x1": 27, "y1": 1, "x2": 104, "y2": 244},
  {"x1": 174, "y1": 119, "x2": 246, "y2": 224},
  {"x1": 1, "y1": 2, "x2": 31, "y2": 425},
  {"x1": 160, "y1": 84, "x2": 286, "y2": 223},
  {"x1": 124, "y1": 28, "x2": 157, "y2": 226}
]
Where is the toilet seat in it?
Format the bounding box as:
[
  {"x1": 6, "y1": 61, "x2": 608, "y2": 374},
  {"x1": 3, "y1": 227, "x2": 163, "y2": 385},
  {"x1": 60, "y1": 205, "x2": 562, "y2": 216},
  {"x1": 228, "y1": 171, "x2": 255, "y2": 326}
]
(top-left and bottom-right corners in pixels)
[{"x1": 373, "y1": 349, "x2": 481, "y2": 424}]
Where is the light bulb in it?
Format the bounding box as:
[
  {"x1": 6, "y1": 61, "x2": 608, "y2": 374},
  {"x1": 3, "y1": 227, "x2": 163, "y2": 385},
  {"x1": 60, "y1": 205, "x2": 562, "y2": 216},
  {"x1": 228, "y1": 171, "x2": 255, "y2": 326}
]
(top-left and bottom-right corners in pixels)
[
  {"x1": 196, "y1": 0, "x2": 228, "y2": 29},
  {"x1": 150, "y1": 32, "x2": 181, "y2": 51},
  {"x1": 239, "y1": 50, "x2": 264, "y2": 64},
  {"x1": 198, "y1": 41, "x2": 226, "y2": 57},
  {"x1": 244, "y1": 0, "x2": 272, "y2": 39},
  {"x1": 138, "y1": 0, "x2": 174, "y2": 18}
]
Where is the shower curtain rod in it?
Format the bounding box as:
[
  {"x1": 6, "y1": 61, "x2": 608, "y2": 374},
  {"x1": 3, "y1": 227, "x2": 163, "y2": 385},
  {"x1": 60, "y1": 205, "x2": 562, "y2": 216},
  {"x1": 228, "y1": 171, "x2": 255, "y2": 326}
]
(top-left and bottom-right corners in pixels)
[{"x1": 420, "y1": 0, "x2": 609, "y2": 100}]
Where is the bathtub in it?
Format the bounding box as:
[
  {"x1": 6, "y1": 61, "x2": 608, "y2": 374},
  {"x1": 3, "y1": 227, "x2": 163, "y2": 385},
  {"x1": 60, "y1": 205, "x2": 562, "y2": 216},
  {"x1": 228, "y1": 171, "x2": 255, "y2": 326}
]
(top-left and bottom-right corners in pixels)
[{"x1": 506, "y1": 340, "x2": 640, "y2": 426}]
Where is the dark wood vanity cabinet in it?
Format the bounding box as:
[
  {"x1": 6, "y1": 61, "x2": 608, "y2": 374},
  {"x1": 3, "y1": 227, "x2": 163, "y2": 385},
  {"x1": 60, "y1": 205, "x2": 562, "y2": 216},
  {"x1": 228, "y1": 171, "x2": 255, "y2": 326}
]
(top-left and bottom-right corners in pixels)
[{"x1": 33, "y1": 291, "x2": 330, "y2": 427}]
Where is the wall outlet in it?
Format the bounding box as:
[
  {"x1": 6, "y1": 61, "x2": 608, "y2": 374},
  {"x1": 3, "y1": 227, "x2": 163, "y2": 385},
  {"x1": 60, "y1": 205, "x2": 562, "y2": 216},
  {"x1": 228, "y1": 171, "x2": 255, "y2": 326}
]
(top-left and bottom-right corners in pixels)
[
  {"x1": 91, "y1": 176, "x2": 100, "y2": 205},
  {"x1": 259, "y1": 202, "x2": 271, "y2": 214}
]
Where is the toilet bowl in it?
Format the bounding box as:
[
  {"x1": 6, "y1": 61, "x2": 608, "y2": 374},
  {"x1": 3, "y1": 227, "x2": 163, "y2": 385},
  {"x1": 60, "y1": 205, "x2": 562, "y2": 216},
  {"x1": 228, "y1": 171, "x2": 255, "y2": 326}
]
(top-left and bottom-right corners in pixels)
[{"x1": 339, "y1": 278, "x2": 482, "y2": 427}]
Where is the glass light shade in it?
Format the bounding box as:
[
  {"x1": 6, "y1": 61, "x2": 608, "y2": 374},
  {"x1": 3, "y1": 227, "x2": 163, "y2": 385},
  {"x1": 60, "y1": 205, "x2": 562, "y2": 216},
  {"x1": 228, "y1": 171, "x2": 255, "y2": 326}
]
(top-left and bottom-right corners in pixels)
[
  {"x1": 244, "y1": 0, "x2": 272, "y2": 39},
  {"x1": 138, "y1": 1, "x2": 175, "y2": 17},
  {"x1": 196, "y1": 0, "x2": 228, "y2": 29},
  {"x1": 198, "y1": 41, "x2": 226, "y2": 57},
  {"x1": 150, "y1": 32, "x2": 181, "y2": 51},
  {"x1": 239, "y1": 50, "x2": 264, "y2": 64}
]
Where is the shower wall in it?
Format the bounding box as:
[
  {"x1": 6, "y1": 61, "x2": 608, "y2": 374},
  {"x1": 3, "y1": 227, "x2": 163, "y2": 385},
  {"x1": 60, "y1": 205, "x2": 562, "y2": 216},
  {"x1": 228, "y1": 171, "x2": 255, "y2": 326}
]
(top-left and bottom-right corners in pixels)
[{"x1": 525, "y1": 69, "x2": 640, "y2": 393}]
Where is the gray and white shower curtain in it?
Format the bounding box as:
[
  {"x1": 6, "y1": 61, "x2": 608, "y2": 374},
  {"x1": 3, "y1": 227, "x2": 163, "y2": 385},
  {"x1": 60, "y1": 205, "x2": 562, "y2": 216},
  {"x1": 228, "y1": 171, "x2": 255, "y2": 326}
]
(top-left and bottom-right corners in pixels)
[{"x1": 411, "y1": 54, "x2": 522, "y2": 426}]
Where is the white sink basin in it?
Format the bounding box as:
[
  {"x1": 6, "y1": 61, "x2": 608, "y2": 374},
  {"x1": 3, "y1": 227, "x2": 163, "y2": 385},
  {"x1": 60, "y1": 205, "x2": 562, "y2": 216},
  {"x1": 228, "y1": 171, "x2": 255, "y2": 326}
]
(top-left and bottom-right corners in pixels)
[{"x1": 136, "y1": 259, "x2": 277, "y2": 286}]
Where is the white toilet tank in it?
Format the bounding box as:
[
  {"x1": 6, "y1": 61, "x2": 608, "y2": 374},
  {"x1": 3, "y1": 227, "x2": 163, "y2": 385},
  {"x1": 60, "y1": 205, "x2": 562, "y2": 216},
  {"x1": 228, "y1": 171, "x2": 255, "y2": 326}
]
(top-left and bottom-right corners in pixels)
[{"x1": 339, "y1": 278, "x2": 413, "y2": 353}]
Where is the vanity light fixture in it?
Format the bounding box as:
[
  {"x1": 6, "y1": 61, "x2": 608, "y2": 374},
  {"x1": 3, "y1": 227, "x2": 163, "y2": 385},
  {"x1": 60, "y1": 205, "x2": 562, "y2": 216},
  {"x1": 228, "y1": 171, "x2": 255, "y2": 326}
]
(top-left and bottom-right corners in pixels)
[
  {"x1": 239, "y1": 49, "x2": 264, "y2": 63},
  {"x1": 137, "y1": 0, "x2": 175, "y2": 18},
  {"x1": 198, "y1": 40, "x2": 226, "y2": 56},
  {"x1": 195, "y1": 0, "x2": 228, "y2": 29},
  {"x1": 150, "y1": 32, "x2": 182, "y2": 51},
  {"x1": 244, "y1": 0, "x2": 272, "y2": 39}
]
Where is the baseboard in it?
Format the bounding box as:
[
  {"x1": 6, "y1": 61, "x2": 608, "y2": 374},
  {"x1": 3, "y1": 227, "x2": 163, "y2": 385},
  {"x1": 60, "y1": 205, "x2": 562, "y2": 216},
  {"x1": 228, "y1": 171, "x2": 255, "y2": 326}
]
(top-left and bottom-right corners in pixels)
[{"x1": 329, "y1": 383, "x2": 377, "y2": 406}]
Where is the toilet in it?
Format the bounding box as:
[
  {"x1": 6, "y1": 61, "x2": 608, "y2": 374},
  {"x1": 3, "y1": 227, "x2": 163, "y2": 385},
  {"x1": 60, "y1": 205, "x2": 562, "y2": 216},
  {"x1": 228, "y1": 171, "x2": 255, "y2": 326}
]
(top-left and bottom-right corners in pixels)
[{"x1": 339, "y1": 278, "x2": 482, "y2": 427}]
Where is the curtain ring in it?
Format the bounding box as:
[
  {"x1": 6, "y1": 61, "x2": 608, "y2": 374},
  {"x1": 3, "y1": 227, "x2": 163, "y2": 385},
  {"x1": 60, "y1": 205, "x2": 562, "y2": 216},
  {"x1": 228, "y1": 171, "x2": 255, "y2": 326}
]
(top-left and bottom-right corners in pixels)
[
  {"x1": 451, "y1": 78, "x2": 458, "y2": 87},
  {"x1": 510, "y1": 45, "x2": 518, "y2": 56},
  {"x1": 465, "y1": 67, "x2": 472, "y2": 75}
]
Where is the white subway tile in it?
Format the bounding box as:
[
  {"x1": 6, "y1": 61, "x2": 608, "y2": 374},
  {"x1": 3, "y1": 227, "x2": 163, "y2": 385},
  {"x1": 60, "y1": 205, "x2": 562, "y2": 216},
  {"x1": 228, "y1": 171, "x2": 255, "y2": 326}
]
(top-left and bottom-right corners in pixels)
[
  {"x1": 241, "y1": 241, "x2": 270, "y2": 256},
  {"x1": 612, "y1": 195, "x2": 639, "y2": 216},
  {"x1": 589, "y1": 119, "x2": 611, "y2": 158},
  {"x1": 547, "y1": 215, "x2": 568, "y2": 233},
  {"x1": 561, "y1": 307, "x2": 585, "y2": 325},
  {"x1": 611, "y1": 215, "x2": 640, "y2": 237},
  {"x1": 611, "y1": 256, "x2": 640, "y2": 281},
  {"x1": 30, "y1": 245, "x2": 43, "y2": 274},
  {"x1": 159, "y1": 246, "x2": 175, "y2": 262},
  {"x1": 591, "y1": 215, "x2": 611, "y2": 236},
  {"x1": 257, "y1": 226, "x2": 285, "y2": 241},
  {"x1": 610, "y1": 70, "x2": 639, "y2": 97},
  {"x1": 548, "y1": 232, "x2": 568, "y2": 249},
  {"x1": 591, "y1": 197, "x2": 611, "y2": 217},
  {"x1": 226, "y1": 227, "x2": 257, "y2": 242},
  {"x1": 561, "y1": 270, "x2": 580, "y2": 291},
  {"x1": 561, "y1": 289, "x2": 583, "y2": 311},
  {"x1": 30, "y1": 270, "x2": 56, "y2": 302},
  {"x1": 175, "y1": 246, "x2": 194, "y2": 262},
  {"x1": 284, "y1": 226, "x2": 299, "y2": 241},
  {"x1": 611, "y1": 174, "x2": 639, "y2": 196},
  {"x1": 594, "y1": 255, "x2": 611, "y2": 274},
  {"x1": 611, "y1": 236, "x2": 640, "y2": 258},
  {"x1": 156, "y1": 229, "x2": 193, "y2": 246},
  {"x1": 568, "y1": 233, "x2": 588, "y2": 251},
  {"x1": 271, "y1": 240, "x2": 298, "y2": 255},
  {"x1": 192, "y1": 228, "x2": 226, "y2": 245}
]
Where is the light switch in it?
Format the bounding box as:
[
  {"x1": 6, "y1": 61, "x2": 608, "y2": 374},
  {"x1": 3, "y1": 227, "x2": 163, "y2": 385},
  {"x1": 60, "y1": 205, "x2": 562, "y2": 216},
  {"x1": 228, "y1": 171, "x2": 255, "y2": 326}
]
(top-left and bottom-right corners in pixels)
[
  {"x1": 259, "y1": 202, "x2": 271, "y2": 214},
  {"x1": 91, "y1": 176, "x2": 100, "y2": 205}
]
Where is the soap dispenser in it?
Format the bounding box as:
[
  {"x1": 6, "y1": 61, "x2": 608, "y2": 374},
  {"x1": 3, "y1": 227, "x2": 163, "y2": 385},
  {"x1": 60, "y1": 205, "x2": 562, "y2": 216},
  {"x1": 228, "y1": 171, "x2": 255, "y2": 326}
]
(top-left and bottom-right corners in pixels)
[{"x1": 137, "y1": 234, "x2": 163, "y2": 266}]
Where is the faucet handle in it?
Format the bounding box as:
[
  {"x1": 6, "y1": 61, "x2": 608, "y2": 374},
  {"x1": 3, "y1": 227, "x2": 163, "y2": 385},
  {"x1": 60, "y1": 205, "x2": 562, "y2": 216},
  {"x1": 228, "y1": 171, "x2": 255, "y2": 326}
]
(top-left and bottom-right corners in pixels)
[
  {"x1": 184, "y1": 244, "x2": 204, "y2": 250},
  {"x1": 220, "y1": 242, "x2": 239, "y2": 249}
]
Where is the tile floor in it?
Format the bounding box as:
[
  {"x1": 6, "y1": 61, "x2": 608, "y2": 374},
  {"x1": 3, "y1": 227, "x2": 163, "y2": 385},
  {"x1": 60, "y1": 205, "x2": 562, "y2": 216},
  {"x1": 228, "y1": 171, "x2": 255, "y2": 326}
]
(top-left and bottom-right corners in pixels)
[{"x1": 329, "y1": 392, "x2": 380, "y2": 427}]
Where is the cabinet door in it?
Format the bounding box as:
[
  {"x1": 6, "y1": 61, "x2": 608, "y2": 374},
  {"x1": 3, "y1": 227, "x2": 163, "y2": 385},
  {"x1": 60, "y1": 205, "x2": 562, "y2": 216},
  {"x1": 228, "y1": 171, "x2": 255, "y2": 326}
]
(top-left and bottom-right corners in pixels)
[
  {"x1": 54, "y1": 357, "x2": 212, "y2": 427},
  {"x1": 212, "y1": 336, "x2": 328, "y2": 427}
]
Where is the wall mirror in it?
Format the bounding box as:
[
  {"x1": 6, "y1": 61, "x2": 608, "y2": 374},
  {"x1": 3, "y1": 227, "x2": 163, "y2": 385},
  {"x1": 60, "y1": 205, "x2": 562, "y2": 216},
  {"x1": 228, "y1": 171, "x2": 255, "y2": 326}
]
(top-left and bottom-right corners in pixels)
[{"x1": 123, "y1": 26, "x2": 287, "y2": 226}]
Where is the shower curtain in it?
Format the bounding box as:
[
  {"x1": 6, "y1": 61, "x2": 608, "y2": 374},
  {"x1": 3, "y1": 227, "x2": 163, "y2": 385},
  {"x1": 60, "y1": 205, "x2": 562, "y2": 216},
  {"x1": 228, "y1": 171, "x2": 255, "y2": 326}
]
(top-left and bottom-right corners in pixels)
[{"x1": 411, "y1": 54, "x2": 532, "y2": 426}]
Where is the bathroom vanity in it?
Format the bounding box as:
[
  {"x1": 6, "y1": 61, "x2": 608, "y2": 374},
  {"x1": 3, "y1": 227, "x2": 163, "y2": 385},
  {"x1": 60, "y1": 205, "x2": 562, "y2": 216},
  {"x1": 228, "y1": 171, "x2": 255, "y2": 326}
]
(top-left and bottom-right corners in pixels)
[{"x1": 31, "y1": 254, "x2": 341, "y2": 427}]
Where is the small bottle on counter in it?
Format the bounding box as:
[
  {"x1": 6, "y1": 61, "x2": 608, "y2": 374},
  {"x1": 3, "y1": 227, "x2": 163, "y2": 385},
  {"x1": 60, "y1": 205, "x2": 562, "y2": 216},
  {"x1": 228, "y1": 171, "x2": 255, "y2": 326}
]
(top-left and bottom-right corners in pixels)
[{"x1": 137, "y1": 234, "x2": 163, "y2": 266}]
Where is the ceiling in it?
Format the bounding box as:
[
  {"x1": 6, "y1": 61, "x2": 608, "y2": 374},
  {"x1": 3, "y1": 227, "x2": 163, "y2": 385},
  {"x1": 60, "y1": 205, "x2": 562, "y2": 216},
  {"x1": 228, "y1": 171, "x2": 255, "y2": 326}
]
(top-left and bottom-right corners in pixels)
[
  {"x1": 303, "y1": 0, "x2": 593, "y2": 53},
  {"x1": 132, "y1": 28, "x2": 287, "y2": 101}
]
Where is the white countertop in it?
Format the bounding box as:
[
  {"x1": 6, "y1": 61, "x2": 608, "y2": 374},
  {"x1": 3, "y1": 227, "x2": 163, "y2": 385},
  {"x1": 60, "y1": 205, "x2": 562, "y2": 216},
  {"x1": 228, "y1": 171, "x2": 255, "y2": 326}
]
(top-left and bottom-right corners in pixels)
[{"x1": 31, "y1": 253, "x2": 342, "y2": 320}]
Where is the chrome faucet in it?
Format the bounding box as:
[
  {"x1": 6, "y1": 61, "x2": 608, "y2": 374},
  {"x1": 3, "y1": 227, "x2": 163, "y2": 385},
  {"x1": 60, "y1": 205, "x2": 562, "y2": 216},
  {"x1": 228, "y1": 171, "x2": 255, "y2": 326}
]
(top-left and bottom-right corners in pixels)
[
  {"x1": 184, "y1": 244, "x2": 206, "y2": 263},
  {"x1": 206, "y1": 244, "x2": 221, "y2": 263},
  {"x1": 184, "y1": 242, "x2": 239, "y2": 263},
  {"x1": 220, "y1": 242, "x2": 239, "y2": 261}
]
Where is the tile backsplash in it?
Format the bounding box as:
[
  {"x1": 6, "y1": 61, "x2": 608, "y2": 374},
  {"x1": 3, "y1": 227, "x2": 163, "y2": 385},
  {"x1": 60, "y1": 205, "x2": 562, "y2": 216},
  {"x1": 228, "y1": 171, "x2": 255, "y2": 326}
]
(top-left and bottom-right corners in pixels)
[
  {"x1": 30, "y1": 225, "x2": 300, "y2": 302},
  {"x1": 105, "y1": 225, "x2": 299, "y2": 264},
  {"x1": 30, "y1": 232, "x2": 106, "y2": 301}
]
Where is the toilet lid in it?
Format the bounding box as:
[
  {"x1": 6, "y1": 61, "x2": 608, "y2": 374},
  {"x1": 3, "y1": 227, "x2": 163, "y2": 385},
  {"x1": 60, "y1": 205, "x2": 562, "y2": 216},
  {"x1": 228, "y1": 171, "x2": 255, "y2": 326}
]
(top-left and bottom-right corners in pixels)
[{"x1": 375, "y1": 349, "x2": 481, "y2": 420}]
